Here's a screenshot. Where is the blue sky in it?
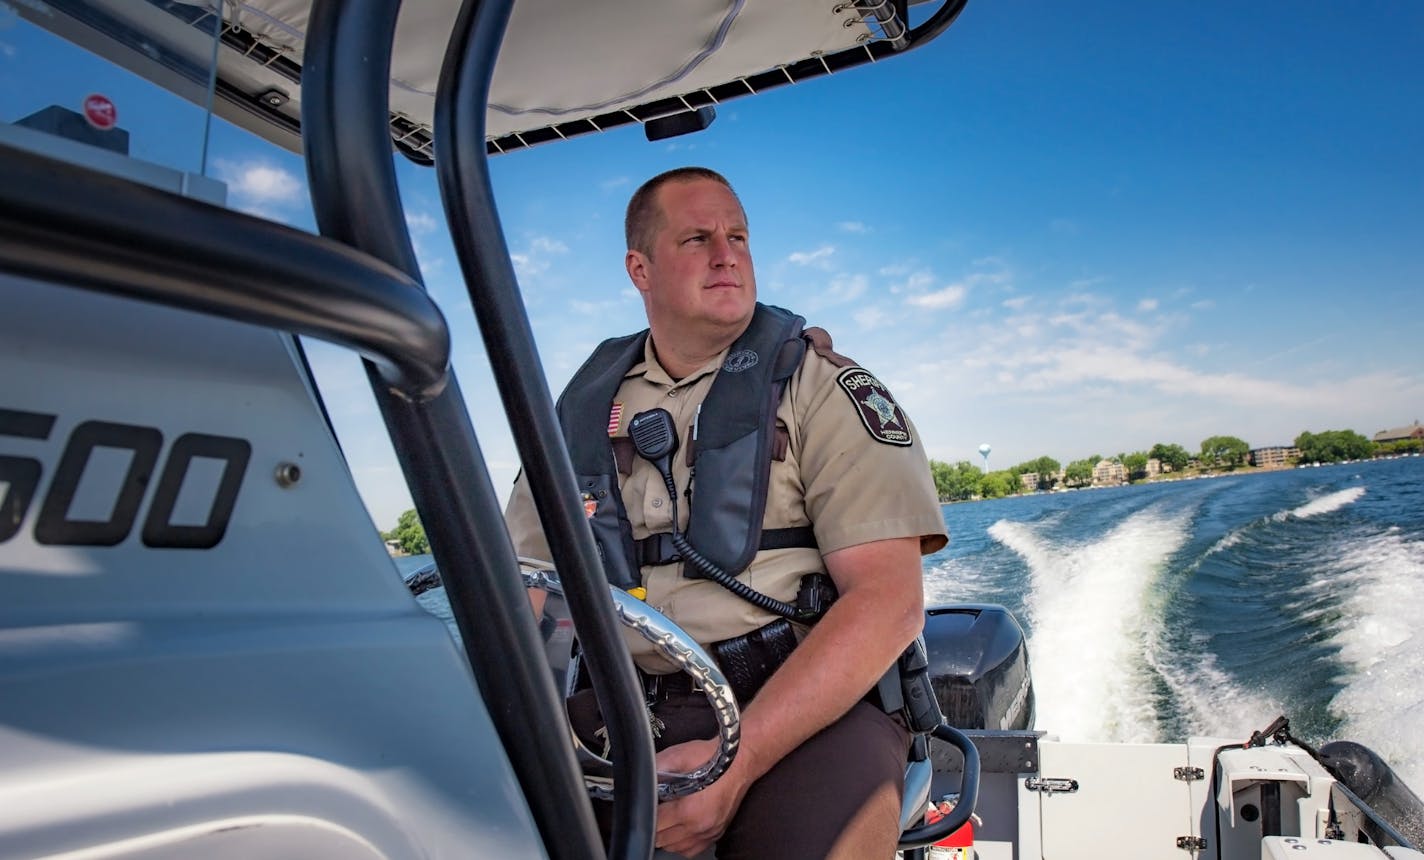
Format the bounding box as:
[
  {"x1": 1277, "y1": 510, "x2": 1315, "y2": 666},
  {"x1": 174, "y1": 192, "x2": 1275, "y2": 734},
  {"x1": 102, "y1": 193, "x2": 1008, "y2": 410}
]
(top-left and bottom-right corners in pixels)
[{"x1": 4, "y1": 1, "x2": 1421, "y2": 531}]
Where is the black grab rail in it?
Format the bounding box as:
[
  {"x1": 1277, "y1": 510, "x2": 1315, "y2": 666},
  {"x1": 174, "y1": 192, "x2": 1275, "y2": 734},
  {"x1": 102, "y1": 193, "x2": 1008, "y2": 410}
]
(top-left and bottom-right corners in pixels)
[
  {"x1": 0, "y1": 141, "x2": 449, "y2": 401},
  {"x1": 300, "y1": 1, "x2": 614, "y2": 859},
  {"x1": 433, "y1": 1, "x2": 659, "y2": 858},
  {"x1": 899, "y1": 723, "x2": 982, "y2": 850}
]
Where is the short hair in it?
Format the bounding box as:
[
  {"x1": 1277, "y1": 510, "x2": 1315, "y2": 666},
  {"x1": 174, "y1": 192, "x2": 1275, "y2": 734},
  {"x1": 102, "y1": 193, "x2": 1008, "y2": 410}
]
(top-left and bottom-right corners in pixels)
[{"x1": 625, "y1": 166, "x2": 742, "y2": 257}]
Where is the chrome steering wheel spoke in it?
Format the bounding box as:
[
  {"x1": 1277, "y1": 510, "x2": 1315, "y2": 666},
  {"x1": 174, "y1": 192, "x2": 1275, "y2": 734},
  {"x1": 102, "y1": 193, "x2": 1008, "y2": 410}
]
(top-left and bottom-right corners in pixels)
[{"x1": 520, "y1": 559, "x2": 740, "y2": 801}]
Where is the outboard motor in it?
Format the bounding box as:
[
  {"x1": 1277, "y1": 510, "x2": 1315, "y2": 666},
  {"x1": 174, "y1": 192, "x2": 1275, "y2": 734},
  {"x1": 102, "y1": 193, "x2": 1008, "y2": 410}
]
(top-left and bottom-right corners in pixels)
[
  {"x1": 1319, "y1": 740, "x2": 1424, "y2": 848},
  {"x1": 923, "y1": 604, "x2": 1033, "y2": 731}
]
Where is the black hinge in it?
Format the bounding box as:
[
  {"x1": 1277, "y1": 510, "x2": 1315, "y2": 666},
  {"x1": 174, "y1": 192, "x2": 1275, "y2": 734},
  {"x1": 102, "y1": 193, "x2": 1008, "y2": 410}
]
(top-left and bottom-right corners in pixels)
[
  {"x1": 1024, "y1": 777, "x2": 1079, "y2": 795},
  {"x1": 1174, "y1": 766, "x2": 1205, "y2": 781},
  {"x1": 1177, "y1": 836, "x2": 1208, "y2": 852}
]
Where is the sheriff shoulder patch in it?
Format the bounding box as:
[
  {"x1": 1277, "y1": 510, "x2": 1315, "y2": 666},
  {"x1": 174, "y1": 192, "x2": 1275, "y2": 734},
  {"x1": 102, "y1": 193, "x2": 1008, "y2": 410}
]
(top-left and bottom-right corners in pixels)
[{"x1": 835, "y1": 367, "x2": 912, "y2": 446}]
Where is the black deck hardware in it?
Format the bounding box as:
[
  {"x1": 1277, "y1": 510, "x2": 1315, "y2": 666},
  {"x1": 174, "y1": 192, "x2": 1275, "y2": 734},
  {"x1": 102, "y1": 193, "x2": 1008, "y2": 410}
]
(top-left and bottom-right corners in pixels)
[{"x1": 1175, "y1": 766, "x2": 1206, "y2": 781}]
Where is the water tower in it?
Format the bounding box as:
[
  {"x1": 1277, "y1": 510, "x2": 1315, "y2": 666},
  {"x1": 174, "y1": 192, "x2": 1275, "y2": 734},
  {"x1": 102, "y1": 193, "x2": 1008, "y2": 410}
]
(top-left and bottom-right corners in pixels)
[{"x1": 978, "y1": 443, "x2": 991, "y2": 471}]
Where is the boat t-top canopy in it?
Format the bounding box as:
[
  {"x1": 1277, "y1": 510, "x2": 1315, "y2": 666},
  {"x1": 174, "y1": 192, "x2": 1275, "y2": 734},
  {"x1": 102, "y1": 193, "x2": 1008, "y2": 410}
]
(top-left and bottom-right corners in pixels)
[{"x1": 26, "y1": 0, "x2": 966, "y2": 159}]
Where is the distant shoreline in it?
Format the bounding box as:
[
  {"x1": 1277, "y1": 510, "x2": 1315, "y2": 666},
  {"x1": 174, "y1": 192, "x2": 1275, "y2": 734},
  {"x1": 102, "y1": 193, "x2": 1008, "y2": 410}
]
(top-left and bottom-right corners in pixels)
[{"x1": 941, "y1": 453, "x2": 1420, "y2": 505}]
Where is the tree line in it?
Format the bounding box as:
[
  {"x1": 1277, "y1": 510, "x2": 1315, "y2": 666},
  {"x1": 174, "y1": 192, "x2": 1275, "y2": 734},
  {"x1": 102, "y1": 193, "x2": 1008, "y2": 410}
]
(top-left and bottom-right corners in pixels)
[
  {"x1": 380, "y1": 425, "x2": 1419, "y2": 533},
  {"x1": 383, "y1": 508, "x2": 429, "y2": 555},
  {"x1": 928, "y1": 428, "x2": 1417, "y2": 502}
]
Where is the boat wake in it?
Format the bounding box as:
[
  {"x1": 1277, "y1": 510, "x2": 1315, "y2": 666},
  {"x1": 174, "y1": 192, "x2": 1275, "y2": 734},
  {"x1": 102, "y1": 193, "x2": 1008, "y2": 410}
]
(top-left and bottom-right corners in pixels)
[
  {"x1": 990, "y1": 506, "x2": 1191, "y2": 744},
  {"x1": 1278, "y1": 486, "x2": 1366, "y2": 521},
  {"x1": 1319, "y1": 527, "x2": 1424, "y2": 788},
  {"x1": 922, "y1": 556, "x2": 996, "y2": 606},
  {"x1": 1149, "y1": 640, "x2": 1283, "y2": 742},
  {"x1": 927, "y1": 462, "x2": 1423, "y2": 788},
  {"x1": 1200, "y1": 486, "x2": 1368, "y2": 560}
]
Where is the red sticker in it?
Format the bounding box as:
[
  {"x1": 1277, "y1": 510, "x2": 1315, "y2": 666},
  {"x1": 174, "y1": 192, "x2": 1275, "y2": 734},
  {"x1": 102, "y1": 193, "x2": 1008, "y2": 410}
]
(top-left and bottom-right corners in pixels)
[{"x1": 83, "y1": 94, "x2": 118, "y2": 131}]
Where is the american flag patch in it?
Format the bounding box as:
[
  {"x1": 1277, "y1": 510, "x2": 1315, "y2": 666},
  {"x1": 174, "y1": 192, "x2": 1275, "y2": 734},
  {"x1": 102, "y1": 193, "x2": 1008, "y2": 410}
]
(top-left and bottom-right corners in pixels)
[{"x1": 607, "y1": 402, "x2": 624, "y2": 436}]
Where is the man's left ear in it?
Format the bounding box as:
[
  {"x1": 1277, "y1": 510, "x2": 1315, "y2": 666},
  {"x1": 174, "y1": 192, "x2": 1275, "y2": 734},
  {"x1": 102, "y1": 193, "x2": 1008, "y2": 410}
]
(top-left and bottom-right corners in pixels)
[{"x1": 625, "y1": 249, "x2": 651, "y2": 293}]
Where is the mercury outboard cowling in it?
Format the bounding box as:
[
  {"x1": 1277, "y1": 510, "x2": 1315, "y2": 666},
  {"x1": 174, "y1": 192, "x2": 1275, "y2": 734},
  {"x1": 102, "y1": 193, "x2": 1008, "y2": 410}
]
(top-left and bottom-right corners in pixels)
[
  {"x1": 923, "y1": 604, "x2": 1033, "y2": 731},
  {"x1": 1319, "y1": 740, "x2": 1424, "y2": 848}
]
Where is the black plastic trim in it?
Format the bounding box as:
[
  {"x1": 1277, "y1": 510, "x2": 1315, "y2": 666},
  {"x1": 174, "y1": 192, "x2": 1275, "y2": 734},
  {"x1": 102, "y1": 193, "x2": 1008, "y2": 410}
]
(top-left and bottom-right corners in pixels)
[
  {"x1": 0, "y1": 142, "x2": 449, "y2": 399},
  {"x1": 434, "y1": 1, "x2": 658, "y2": 858}
]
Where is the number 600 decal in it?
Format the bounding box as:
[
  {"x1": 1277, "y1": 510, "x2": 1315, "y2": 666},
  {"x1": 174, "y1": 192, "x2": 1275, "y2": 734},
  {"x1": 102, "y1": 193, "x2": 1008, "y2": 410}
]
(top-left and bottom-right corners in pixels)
[{"x1": 1, "y1": 407, "x2": 250, "y2": 549}]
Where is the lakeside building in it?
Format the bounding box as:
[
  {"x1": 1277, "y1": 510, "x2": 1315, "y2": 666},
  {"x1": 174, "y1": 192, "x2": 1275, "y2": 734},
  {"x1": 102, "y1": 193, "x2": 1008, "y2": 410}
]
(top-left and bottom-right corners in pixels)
[
  {"x1": 1146, "y1": 458, "x2": 1163, "y2": 477},
  {"x1": 1091, "y1": 458, "x2": 1127, "y2": 487},
  {"x1": 1250, "y1": 446, "x2": 1301, "y2": 468},
  {"x1": 1373, "y1": 422, "x2": 1424, "y2": 444}
]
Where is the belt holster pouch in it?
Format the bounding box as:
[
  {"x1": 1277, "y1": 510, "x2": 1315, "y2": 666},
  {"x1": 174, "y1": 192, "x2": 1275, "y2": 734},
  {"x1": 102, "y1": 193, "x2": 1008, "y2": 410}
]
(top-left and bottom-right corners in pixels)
[
  {"x1": 872, "y1": 636, "x2": 943, "y2": 735},
  {"x1": 711, "y1": 619, "x2": 798, "y2": 704},
  {"x1": 794, "y1": 573, "x2": 838, "y2": 622},
  {"x1": 898, "y1": 636, "x2": 943, "y2": 734}
]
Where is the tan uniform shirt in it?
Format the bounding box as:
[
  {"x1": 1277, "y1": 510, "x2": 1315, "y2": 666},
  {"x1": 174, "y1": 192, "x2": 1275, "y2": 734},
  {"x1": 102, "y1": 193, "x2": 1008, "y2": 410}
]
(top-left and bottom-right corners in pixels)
[{"x1": 505, "y1": 332, "x2": 948, "y2": 673}]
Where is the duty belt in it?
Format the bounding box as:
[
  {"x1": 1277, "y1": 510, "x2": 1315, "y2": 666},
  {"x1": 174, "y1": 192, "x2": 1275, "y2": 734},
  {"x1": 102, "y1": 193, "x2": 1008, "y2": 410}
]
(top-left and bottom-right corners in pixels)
[{"x1": 643, "y1": 618, "x2": 800, "y2": 706}]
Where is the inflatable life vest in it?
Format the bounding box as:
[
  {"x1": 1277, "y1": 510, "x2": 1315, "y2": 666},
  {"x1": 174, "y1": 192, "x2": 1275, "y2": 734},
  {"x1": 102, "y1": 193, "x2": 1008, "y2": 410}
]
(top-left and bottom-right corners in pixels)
[{"x1": 556, "y1": 303, "x2": 817, "y2": 590}]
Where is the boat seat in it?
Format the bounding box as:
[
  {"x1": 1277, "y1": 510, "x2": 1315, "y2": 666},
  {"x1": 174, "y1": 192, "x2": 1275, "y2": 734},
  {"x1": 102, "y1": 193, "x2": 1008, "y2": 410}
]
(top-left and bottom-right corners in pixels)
[{"x1": 901, "y1": 756, "x2": 934, "y2": 831}]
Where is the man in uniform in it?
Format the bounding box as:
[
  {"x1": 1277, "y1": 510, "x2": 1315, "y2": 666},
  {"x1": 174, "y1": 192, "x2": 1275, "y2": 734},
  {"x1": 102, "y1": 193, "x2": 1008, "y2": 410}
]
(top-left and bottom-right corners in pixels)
[{"x1": 504, "y1": 167, "x2": 947, "y2": 859}]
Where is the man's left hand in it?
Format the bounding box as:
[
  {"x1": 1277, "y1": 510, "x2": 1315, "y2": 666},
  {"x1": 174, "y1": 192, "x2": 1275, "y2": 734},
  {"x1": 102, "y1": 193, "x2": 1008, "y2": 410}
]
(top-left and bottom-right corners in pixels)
[{"x1": 654, "y1": 738, "x2": 750, "y2": 857}]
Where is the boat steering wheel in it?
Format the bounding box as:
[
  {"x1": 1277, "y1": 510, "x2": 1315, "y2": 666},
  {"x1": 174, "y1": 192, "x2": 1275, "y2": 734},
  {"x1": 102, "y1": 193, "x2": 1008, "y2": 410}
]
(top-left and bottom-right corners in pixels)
[{"x1": 520, "y1": 559, "x2": 741, "y2": 802}]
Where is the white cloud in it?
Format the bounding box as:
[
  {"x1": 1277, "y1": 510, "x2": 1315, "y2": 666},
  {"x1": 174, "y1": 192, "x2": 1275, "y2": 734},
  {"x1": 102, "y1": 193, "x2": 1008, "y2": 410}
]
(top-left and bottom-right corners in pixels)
[
  {"x1": 837, "y1": 221, "x2": 869, "y2": 234},
  {"x1": 788, "y1": 245, "x2": 836, "y2": 267},
  {"x1": 854, "y1": 277, "x2": 1424, "y2": 475},
  {"x1": 1137, "y1": 298, "x2": 1159, "y2": 312},
  {"x1": 511, "y1": 235, "x2": 570, "y2": 279},
  {"x1": 897, "y1": 261, "x2": 1009, "y2": 310},
  {"x1": 213, "y1": 159, "x2": 304, "y2": 216},
  {"x1": 824, "y1": 272, "x2": 868, "y2": 304},
  {"x1": 887, "y1": 269, "x2": 936, "y2": 295},
  {"x1": 853, "y1": 306, "x2": 891, "y2": 330},
  {"x1": 1003, "y1": 296, "x2": 1030, "y2": 310},
  {"x1": 406, "y1": 211, "x2": 438, "y2": 234},
  {"x1": 600, "y1": 176, "x2": 631, "y2": 192},
  {"x1": 907, "y1": 284, "x2": 967, "y2": 310}
]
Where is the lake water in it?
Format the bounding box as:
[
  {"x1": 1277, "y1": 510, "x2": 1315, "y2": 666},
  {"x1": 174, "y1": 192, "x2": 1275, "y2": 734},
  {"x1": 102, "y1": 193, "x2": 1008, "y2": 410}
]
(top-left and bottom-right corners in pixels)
[{"x1": 400, "y1": 455, "x2": 1424, "y2": 786}]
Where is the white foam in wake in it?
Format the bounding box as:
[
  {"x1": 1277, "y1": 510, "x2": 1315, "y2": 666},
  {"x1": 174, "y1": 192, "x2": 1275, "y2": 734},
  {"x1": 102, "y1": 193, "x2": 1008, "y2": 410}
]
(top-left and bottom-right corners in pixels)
[
  {"x1": 992, "y1": 508, "x2": 1191, "y2": 744},
  {"x1": 1283, "y1": 486, "x2": 1366, "y2": 520},
  {"x1": 1323, "y1": 528, "x2": 1424, "y2": 789},
  {"x1": 1152, "y1": 645, "x2": 1283, "y2": 741},
  {"x1": 1205, "y1": 531, "x2": 1243, "y2": 556},
  {"x1": 922, "y1": 558, "x2": 992, "y2": 606}
]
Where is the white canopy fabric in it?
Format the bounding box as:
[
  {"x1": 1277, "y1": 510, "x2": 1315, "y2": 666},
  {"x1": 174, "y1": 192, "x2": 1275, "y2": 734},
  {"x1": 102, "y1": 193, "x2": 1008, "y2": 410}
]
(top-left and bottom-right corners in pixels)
[
  {"x1": 26, "y1": 0, "x2": 951, "y2": 154},
  {"x1": 228, "y1": 0, "x2": 884, "y2": 138}
]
